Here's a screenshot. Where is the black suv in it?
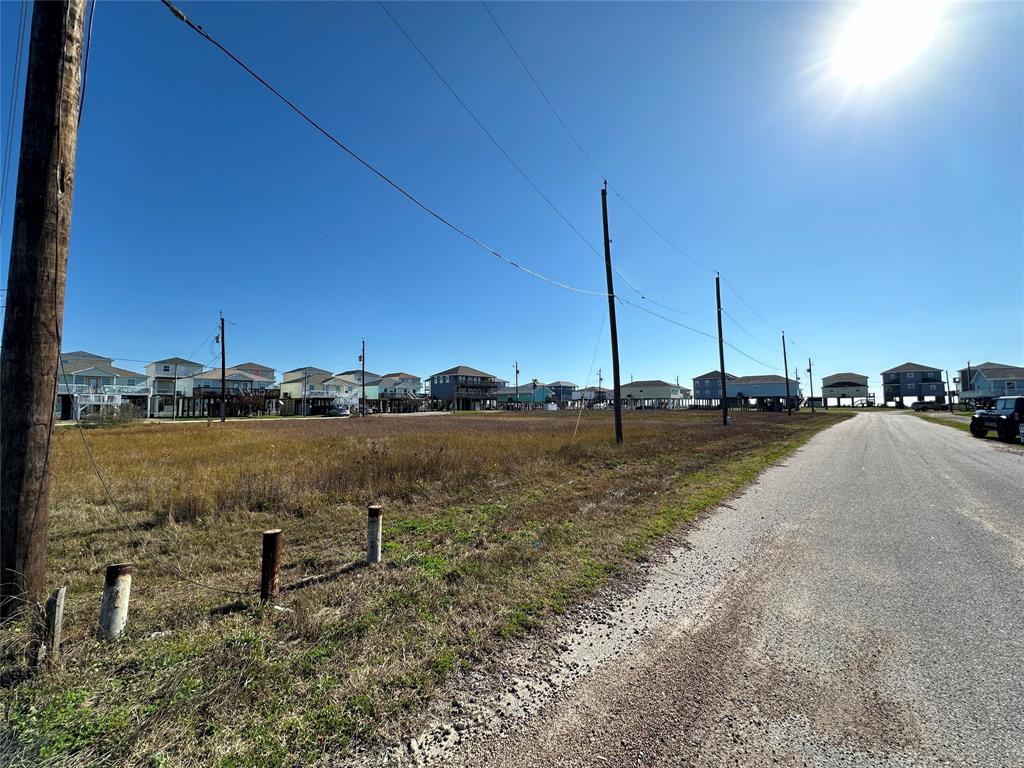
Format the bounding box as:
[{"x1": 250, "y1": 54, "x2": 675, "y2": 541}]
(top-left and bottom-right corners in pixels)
[{"x1": 970, "y1": 396, "x2": 1024, "y2": 442}]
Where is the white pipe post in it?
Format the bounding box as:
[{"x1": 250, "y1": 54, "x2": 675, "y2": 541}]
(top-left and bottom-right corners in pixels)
[
  {"x1": 98, "y1": 563, "x2": 133, "y2": 641},
  {"x1": 367, "y1": 505, "x2": 383, "y2": 565}
]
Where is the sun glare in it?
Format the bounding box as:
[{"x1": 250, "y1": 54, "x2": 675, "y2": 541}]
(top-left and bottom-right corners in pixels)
[{"x1": 833, "y1": 1, "x2": 945, "y2": 86}]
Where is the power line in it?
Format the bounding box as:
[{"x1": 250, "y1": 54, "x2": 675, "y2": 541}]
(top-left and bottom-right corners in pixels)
[
  {"x1": 722, "y1": 307, "x2": 778, "y2": 353},
  {"x1": 77, "y1": 0, "x2": 97, "y2": 127},
  {"x1": 481, "y1": 2, "x2": 787, "y2": 339},
  {"x1": 720, "y1": 273, "x2": 780, "y2": 333},
  {"x1": 379, "y1": 1, "x2": 693, "y2": 316},
  {"x1": 159, "y1": 0, "x2": 606, "y2": 298},
  {"x1": 480, "y1": 1, "x2": 603, "y2": 183},
  {"x1": 0, "y1": 0, "x2": 29, "y2": 236}
]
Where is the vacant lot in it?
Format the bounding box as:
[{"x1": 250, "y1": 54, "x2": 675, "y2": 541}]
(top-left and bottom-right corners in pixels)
[{"x1": 1, "y1": 410, "x2": 848, "y2": 767}]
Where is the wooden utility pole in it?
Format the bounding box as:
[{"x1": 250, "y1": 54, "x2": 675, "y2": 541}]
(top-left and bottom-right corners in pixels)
[
  {"x1": 218, "y1": 312, "x2": 226, "y2": 421},
  {"x1": 1, "y1": 0, "x2": 86, "y2": 618},
  {"x1": 514, "y1": 361, "x2": 519, "y2": 408},
  {"x1": 600, "y1": 182, "x2": 623, "y2": 445},
  {"x1": 782, "y1": 331, "x2": 791, "y2": 416},
  {"x1": 807, "y1": 358, "x2": 816, "y2": 413},
  {"x1": 715, "y1": 274, "x2": 728, "y2": 427},
  {"x1": 360, "y1": 338, "x2": 366, "y2": 415}
]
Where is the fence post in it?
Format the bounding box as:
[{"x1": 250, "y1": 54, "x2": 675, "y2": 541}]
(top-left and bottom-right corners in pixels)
[
  {"x1": 367, "y1": 505, "x2": 383, "y2": 564},
  {"x1": 260, "y1": 529, "x2": 282, "y2": 602},
  {"x1": 98, "y1": 563, "x2": 133, "y2": 641},
  {"x1": 27, "y1": 585, "x2": 66, "y2": 671}
]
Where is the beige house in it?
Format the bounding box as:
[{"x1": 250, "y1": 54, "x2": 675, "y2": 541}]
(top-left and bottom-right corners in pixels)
[{"x1": 822, "y1": 372, "x2": 869, "y2": 401}]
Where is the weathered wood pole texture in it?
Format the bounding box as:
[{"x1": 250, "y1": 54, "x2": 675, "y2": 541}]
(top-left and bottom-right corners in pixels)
[{"x1": 0, "y1": 0, "x2": 85, "y2": 618}]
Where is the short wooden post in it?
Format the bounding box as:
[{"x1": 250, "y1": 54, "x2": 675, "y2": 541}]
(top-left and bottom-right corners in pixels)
[
  {"x1": 260, "y1": 529, "x2": 282, "y2": 602},
  {"x1": 27, "y1": 585, "x2": 66, "y2": 670},
  {"x1": 98, "y1": 563, "x2": 133, "y2": 641},
  {"x1": 367, "y1": 505, "x2": 383, "y2": 565}
]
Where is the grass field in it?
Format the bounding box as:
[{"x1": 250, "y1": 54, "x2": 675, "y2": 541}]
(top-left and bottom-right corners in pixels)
[{"x1": 1, "y1": 409, "x2": 849, "y2": 767}]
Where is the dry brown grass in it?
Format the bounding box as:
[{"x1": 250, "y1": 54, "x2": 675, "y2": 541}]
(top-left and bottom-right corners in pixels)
[{"x1": 1, "y1": 409, "x2": 849, "y2": 767}]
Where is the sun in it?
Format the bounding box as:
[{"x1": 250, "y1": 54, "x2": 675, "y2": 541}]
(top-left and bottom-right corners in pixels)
[{"x1": 832, "y1": 1, "x2": 945, "y2": 86}]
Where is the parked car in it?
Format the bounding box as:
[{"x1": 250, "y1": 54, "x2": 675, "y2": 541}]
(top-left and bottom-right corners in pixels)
[
  {"x1": 911, "y1": 400, "x2": 946, "y2": 412},
  {"x1": 325, "y1": 406, "x2": 350, "y2": 417},
  {"x1": 969, "y1": 396, "x2": 1024, "y2": 442}
]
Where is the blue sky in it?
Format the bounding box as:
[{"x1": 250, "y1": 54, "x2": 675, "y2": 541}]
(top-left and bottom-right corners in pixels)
[{"x1": 2, "y1": 1, "x2": 1021, "y2": 394}]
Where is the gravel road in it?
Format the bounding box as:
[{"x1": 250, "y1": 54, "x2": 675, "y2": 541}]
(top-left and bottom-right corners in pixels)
[{"x1": 378, "y1": 413, "x2": 1024, "y2": 768}]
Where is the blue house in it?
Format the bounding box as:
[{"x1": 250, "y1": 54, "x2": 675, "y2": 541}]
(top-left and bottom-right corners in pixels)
[
  {"x1": 958, "y1": 362, "x2": 1024, "y2": 402},
  {"x1": 547, "y1": 381, "x2": 577, "y2": 402},
  {"x1": 429, "y1": 365, "x2": 503, "y2": 410},
  {"x1": 881, "y1": 362, "x2": 945, "y2": 405},
  {"x1": 692, "y1": 370, "x2": 737, "y2": 401}
]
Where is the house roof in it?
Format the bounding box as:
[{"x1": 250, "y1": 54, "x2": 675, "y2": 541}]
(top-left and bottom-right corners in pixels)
[
  {"x1": 881, "y1": 362, "x2": 941, "y2": 374},
  {"x1": 579, "y1": 386, "x2": 611, "y2": 393},
  {"x1": 337, "y1": 369, "x2": 381, "y2": 378},
  {"x1": 823, "y1": 372, "x2": 866, "y2": 382},
  {"x1": 732, "y1": 375, "x2": 793, "y2": 385},
  {"x1": 381, "y1": 372, "x2": 418, "y2": 379},
  {"x1": 284, "y1": 366, "x2": 331, "y2": 375},
  {"x1": 192, "y1": 368, "x2": 272, "y2": 382},
  {"x1": 547, "y1": 380, "x2": 577, "y2": 388},
  {"x1": 62, "y1": 350, "x2": 108, "y2": 360},
  {"x1": 694, "y1": 370, "x2": 737, "y2": 380},
  {"x1": 235, "y1": 362, "x2": 274, "y2": 371},
  {"x1": 432, "y1": 365, "x2": 496, "y2": 378},
  {"x1": 61, "y1": 362, "x2": 145, "y2": 379},
  {"x1": 975, "y1": 365, "x2": 1024, "y2": 379},
  {"x1": 151, "y1": 356, "x2": 203, "y2": 367},
  {"x1": 624, "y1": 380, "x2": 676, "y2": 388}
]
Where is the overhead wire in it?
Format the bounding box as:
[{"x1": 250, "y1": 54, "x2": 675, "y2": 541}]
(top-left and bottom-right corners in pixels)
[
  {"x1": 477, "y1": 3, "x2": 791, "y2": 336},
  {"x1": 479, "y1": 1, "x2": 603, "y2": 184},
  {"x1": 0, "y1": 0, "x2": 29, "y2": 237},
  {"x1": 159, "y1": 0, "x2": 605, "y2": 298},
  {"x1": 722, "y1": 308, "x2": 779, "y2": 353},
  {"x1": 380, "y1": 1, "x2": 693, "y2": 316},
  {"x1": 77, "y1": 0, "x2": 96, "y2": 128}
]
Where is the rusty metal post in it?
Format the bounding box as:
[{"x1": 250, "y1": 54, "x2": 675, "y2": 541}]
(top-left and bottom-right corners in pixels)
[
  {"x1": 367, "y1": 505, "x2": 383, "y2": 564},
  {"x1": 98, "y1": 563, "x2": 133, "y2": 641},
  {"x1": 260, "y1": 529, "x2": 282, "y2": 602}
]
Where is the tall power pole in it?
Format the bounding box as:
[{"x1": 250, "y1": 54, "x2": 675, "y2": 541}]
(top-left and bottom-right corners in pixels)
[
  {"x1": 782, "y1": 331, "x2": 791, "y2": 416},
  {"x1": 360, "y1": 338, "x2": 366, "y2": 415},
  {"x1": 600, "y1": 183, "x2": 623, "y2": 445},
  {"x1": 514, "y1": 361, "x2": 519, "y2": 408},
  {"x1": 218, "y1": 312, "x2": 226, "y2": 422},
  {"x1": 807, "y1": 358, "x2": 816, "y2": 413},
  {"x1": 715, "y1": 274, "x2": 728, "y2": 427},
  {"x1": 1, "y1": 0, "x2": 86, "y2": 617}
]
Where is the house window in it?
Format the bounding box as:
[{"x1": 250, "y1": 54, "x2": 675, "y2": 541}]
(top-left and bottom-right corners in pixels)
[
  {"x1": 1007, "y1": 382, "x2": 1017, "y2": 390},
  {"x1": 908, "y1": 372, "x2": 915, "y2": 378},
  {"x1": 162, "y1": 365, "x2": 170, "y2": 372}
]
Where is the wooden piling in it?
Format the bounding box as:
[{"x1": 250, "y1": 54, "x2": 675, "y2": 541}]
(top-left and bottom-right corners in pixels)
[
  {"x1": 367, "y1": 505, "x2": 383, "y2": 565},
  {"x1": 260, "y1": 529, "x2": 282, "y2": 602}
]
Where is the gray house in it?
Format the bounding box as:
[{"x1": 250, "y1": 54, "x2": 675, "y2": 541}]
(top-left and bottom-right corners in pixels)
[
  {"x1": 429, "y1": 365, "x2": 503, "y2": 410},
  {"x1": 958, "y1": 362, "x2": 1024, "y2": 401},
  {"x1": 881, "y1": 362, "x2": 945, "y2": 405},
  {"x1": 727, "y1": 375, "x2": 800, "y2": 400}
]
